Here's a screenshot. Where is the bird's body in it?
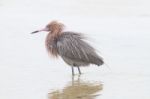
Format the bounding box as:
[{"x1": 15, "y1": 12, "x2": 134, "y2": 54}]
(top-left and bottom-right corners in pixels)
[
  {"x1": 32, "y1": 21, "x2": 104, "y2": 75},
  {"x1": 46, "y1": 32, "x2": 103, "y2": 66}
]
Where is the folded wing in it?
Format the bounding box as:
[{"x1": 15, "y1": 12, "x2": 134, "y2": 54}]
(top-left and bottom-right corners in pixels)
[{"x1": 57, "y1": 32, "x2": 104, "y2": 66}]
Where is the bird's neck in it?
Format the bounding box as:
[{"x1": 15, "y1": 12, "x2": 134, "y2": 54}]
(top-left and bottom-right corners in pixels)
[
  {"x1": 51, "y1": 28, "x2": 63, "y2": 38},
  {"x1": 47, "y1": 31, "x2": 61, "y2": 42}
]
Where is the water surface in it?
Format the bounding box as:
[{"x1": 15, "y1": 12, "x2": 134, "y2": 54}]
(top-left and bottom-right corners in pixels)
[{"x1": 0, "y1": 0, "x2": 150, "y2": 99}]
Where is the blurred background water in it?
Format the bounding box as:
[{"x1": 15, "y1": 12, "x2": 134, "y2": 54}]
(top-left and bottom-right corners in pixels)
[{"x1": 0, "y1": 0, "x2": 150, "y2": 99}]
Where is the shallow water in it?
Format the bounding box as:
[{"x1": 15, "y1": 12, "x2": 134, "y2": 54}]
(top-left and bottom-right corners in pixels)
[
  {"x1": 48, "y1": 75, "x2": 103, "y2": 99},
  {"x1": 0, "y1": 0, "x2": 150, "y2": 99}
]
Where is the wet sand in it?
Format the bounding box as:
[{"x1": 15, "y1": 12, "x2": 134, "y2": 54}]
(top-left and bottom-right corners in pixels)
[
  {"x1": 0, "y1": 0, "x2": 150, "y2": 99},
  {"x1": 49, "y1": 75, "x2": 103, "y2": 99}
]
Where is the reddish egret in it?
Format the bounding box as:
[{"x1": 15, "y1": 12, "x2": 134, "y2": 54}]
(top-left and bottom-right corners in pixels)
[{"x1": 31, "y1": 21, "x2": 104, "y2": 75}]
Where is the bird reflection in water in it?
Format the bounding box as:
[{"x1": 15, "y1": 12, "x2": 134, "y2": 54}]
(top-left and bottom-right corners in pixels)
[{"x1": 48, "y1": 75, "x2": 103, "y2": 99}]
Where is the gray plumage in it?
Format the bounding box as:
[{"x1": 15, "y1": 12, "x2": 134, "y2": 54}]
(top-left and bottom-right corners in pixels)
[
  {"x1": 31, "y1": 21, "x2": 104, "y2": 75},
  {"x1": 56, "y1": 32, "x2": 104, "y2": 67}
]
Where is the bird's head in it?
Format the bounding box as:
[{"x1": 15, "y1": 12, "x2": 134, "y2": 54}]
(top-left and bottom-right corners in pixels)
[{"x1": 31, "y1": 20, "x2": 64, "y2": 34}]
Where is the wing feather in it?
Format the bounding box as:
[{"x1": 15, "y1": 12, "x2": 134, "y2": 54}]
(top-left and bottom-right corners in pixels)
[{"x1": 57, "y1": 32, "x2": 104, "y2": 65}]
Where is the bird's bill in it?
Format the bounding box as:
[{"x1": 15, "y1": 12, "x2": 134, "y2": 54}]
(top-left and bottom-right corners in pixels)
[{"x1": 31, "y1": 27, "x2": 49, "y2": 34}]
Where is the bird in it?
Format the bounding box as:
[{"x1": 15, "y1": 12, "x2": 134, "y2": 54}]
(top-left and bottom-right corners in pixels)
[{"x1": 31, "y1": 20, "x2": 104, "y2": 75}]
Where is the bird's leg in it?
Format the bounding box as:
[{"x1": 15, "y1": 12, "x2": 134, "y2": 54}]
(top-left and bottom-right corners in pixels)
[
  {"x1": 77, "y1": 66, "x2": 81, "y2": 74},
  {"x1": 71, "y1": 66, "x2": 74, "y2": 76},
  {"x1": 72, "y1": 75, "x2": 75, "y2": 85}
]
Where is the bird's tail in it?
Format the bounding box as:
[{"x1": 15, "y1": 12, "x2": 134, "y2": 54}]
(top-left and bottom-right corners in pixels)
[
  {"x1": 90, "y1": 54, "x2": 104, "y2": 66},
  {"x1": 97, "y1": 58, "x2": 104, "y2": 66}
]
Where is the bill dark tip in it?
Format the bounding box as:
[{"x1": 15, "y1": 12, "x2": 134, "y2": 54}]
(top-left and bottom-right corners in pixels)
[{"x1": 31, "y1": 30, "x2": 39, "y2": 34}]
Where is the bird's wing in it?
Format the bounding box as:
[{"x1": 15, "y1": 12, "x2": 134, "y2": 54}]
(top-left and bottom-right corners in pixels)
[{"x1": 57, "y1": 32, "x2": 103, "y2": 65}]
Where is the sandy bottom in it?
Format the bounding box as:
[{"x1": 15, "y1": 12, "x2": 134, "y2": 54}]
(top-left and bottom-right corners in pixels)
[{"x1": 0, "y1": 2, "x2": 150, "y2": 98}]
